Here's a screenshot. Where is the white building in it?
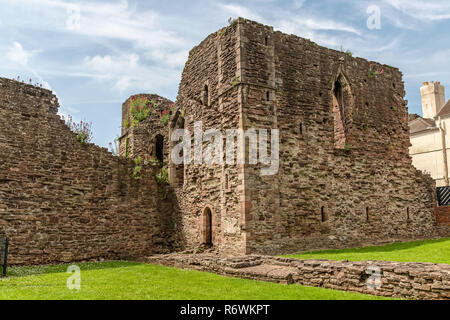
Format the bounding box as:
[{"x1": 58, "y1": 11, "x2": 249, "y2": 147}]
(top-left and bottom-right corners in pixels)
[{"x1": 409, "y1": 81, "x2": 450, "y2": 187}]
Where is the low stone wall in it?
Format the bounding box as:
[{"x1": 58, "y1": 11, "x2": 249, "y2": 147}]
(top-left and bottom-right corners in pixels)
[{"x1": 146, "y1": 253, "x2": 450, "y2": 300}]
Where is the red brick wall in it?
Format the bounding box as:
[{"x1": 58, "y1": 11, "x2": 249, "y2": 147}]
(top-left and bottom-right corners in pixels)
[{"x1": 436, "y1": 206, "x2": 450, "y2": 226}]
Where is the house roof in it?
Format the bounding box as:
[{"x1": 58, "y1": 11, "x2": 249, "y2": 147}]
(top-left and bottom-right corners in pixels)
[
  {"x1": 408, "y1": 113, "x2": 421, "y2": 122},
  {"x1": 409, "y1": 117, "x2": 437, "y2": 135},
  {"x1": 436, "y1": 100, "x2": 450, "y2": 118}
]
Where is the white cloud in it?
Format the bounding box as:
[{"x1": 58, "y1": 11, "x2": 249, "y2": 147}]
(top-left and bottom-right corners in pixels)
[
  {"x1": 82, "y1": 52, "x2": 181, "y2": 94},
  {"x1": 382, "y1": 8, "x2": 420, "y2": 30},
  {"x1": 84, "y1": 53, "x2": 139, "y2": 74},
  {"x1": 84, "y1": 53, "x2": 140, "y2": 92},
  {"x1": 277, "y1": 21, "x2": 341, "y2": 47},
  {"x1": 402, "y1": 49, "x2": 450, "y2": 79},
  {"x1": 216, "y1": 2, "x2": 361, "y2": 49},
  {"x1": 144, "y1": 48, "x2": 188, "y2": 67},
  {"x1": 287, "y1": 17, "x2": 361, "y2": 35},
  {"x1": 275, "y1": 16, "x2": 359, "y2": 48},
  {"x1": 384, "y1": 0, "x2": 450, "y2": 21},
  {"x1": 114, "y1": 76, "x2": 132, "y2": 93},
  {"x1": 292, "y1": 0, "x2": 306, "y2": 9},
  {"x1": 219, "y1": 3, "x2": 264, "y2": 22},
  {"x1": 4, "y1": 41, "x2": 54, "y2": 92},
  {"x1": 11, "y1": 0, "x2": 186, "y2": 61},
  {"x1": 7, "y1": 42, "x2": 30, "y2": 65},
  {"x1": 359, "y1": 38, "x2": 400, "y2": 53}
]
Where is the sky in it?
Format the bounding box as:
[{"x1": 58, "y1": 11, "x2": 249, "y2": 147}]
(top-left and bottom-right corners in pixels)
[{"x1": 1, "y1": 0, "x2": 450, "y2": 148}]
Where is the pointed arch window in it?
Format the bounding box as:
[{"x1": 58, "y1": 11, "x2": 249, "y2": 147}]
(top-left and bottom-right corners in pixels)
[{"x1": 332, "y1": 75, "x2": 349, "y2": 149}]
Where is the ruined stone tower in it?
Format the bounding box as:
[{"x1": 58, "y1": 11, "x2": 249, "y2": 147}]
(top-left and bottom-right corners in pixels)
[
  {"x1": 118, "y1": 94, "x2": 174, "y2": 164},
  {"x1": 120, "y1": 18, "x2": 439, "y2": 256}
]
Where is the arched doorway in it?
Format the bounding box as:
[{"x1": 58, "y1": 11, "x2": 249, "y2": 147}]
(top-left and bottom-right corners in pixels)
[{"x1": 202, "y1": 207, "x2": 213, "y2": 246}]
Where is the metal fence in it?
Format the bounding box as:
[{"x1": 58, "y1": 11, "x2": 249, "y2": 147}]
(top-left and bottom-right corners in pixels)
[
  {"x1": 0, "y1": 237, "x2": 8, "y2": 277},
  {"x1": 437, "y1": 187, "x2": 450, "y2": 207}
]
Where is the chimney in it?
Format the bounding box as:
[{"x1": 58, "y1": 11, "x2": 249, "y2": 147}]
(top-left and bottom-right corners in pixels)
[{"x1": 421, "y1": 81, "x2": 446, "y2": 118}]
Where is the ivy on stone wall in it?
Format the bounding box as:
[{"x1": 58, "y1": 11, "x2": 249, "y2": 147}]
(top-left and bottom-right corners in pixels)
[
  {"x1": 132, "y1": 156, "x2": 143, "y2": 180},
  {"x1": 160, "y1": 113, "x2": 170, "y2": 126},
  {"x1": 123, "y1": 118, "x2": 130, "y2": 129},
  {"x1": 130, "y1": 97, "x2": 173, "y2": 128},
  {"x1": 125, "y1": 137, "x2": 130, "y2": 158},
  {"x1": 155, "y1": 166, "x2": 169, "y2": 185},
  {"x1": 130, "y1": 97, "x2": 157, "y2": 127}
]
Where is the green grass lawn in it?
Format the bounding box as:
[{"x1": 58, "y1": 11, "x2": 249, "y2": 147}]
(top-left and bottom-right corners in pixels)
[
  {"x1": 0, "y1": 261, "x2": 390, "y2": 300},
  {"x1": 284, "y1": 238, "x2": 450, "y2": 264}
]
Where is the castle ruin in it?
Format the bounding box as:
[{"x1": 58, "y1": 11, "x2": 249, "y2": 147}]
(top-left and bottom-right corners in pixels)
[
  {"x1": 118, "y1": 19, "x2": 444, "y2": 256},
  {"x1": 0, "y1": 19, "x2": 448, "y2": 265}
]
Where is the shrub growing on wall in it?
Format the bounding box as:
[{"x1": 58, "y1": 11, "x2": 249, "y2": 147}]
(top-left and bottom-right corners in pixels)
[
  {"x1": 64, "y1": 115, "x2": 93, "y2": 145},
  {"x1": 160, "y1": 113, "x2": 170, "y2": 126},
  {"x1": 155, "y1": 166, "x2": 169, "y2": 185}
]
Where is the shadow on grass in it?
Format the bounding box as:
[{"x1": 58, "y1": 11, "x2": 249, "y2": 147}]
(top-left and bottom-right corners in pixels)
[
  {"x1": 6, "y1": 261, "x2": 143, "y2": 278},
  {"x1": 286, "y1": 238, "x2": 450, "y2": 257}
]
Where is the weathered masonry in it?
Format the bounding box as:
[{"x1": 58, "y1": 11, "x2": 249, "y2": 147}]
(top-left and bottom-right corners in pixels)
[
  {"x1": 122, "y1": 19, "x2": 447, "y2": 256},
  {"x1": 0, "y1": 78, "x2": 179, "y2": 265},
  {"x1": 0, "y1": 19, "x2": 448, "y2": 266}
]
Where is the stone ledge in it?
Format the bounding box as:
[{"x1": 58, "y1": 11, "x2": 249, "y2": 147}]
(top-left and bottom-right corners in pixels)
[{"x1": 144, "y1": 253, "x2": 450, "y2": 300}]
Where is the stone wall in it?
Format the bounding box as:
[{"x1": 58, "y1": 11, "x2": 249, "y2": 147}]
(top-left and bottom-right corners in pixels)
[
  {"x1": 146, "y1": 253, "x2": 450, "y2": 300},
  {"x1": 0, "y1": 78, "x2": 177, "y2": 265},
  {"x1": 237, "y1": 19, "x2": 439, "y2": 254},
  {"x1": 172, "y1": 22, "x2": 247, "y2": 255}
]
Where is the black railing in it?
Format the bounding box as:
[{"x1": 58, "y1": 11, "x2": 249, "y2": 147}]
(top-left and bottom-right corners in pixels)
[
  {"x1": 437, "y1": 187, "x2": 450, "y2": 207},
  {"x1": 0, "y1": 237, "x2": 8, "y2": 277}
]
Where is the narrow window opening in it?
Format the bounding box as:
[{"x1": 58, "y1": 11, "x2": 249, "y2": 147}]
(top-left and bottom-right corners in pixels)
[
  {"x1": 203, "y1": 207, "x2": 213, "y2": 246},
  {"x1": 407, "y1": 207, "x2": 410, "y2": 221},
  {"x1": 366, "y1": 207, "x2": 370, "y2": 221},
  {"x1": 299, "y1": 123, "x2": 303, "y2": 135},
  {"x1": 321, "y1": 207, "x2": 328, "y2": 223},
  {"x1": 266, "y1": 91, "x2": 270, "y2": 101},
  {"x1": 265, "y1": 36, "x2": 268, "y2": 46},
  {"x1": 170, "y1": 112, "x2": 185, "y2": 187},
  {"x1": 224, "y1": 173, "x2": 229, "y2": 190},
  {"x1": 155, "y1": 134, "x2": 164, "y2": 166},
  {"x1": 203, "y1": 84, "x2": 209, "y2": 106}
]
